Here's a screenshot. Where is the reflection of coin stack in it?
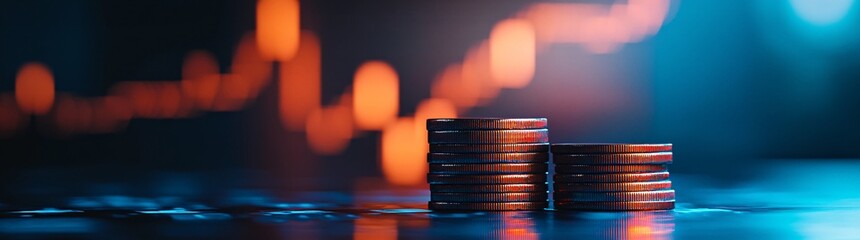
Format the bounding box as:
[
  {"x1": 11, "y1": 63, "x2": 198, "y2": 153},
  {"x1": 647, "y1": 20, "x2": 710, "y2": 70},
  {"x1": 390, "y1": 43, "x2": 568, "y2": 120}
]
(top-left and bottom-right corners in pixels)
[
  {"x1": 551, "y1": 144, "x2": 675, "y2": 211},
  {"x1": 426, "y1": 118, "x2": 550, "y2": 211}
]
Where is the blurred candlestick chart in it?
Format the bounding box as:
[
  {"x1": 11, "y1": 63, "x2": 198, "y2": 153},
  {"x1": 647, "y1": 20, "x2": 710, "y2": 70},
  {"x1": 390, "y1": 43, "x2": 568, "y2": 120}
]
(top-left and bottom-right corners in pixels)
[{"x1": 0, "y1": 0, "x2": 671, "y2": 187}]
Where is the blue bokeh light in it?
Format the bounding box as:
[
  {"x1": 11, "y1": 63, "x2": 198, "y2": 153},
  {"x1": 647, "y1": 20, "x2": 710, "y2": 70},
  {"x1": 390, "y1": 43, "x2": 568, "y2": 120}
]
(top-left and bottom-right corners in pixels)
[{"x1": 789, "y1": 0, "x2": 855, "y2": 25}]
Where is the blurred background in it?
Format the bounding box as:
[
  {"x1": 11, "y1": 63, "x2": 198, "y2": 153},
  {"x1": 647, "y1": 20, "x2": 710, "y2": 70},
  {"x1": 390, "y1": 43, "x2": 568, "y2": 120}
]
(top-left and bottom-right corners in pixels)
[{"x1": 1, "y1": 0, "x2": 860, "y2": 205}]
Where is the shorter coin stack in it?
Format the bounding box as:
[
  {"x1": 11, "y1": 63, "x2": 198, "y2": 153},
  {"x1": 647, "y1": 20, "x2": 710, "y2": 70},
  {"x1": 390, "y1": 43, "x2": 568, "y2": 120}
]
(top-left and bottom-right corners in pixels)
[
  {"x1": 551, "y1": 143, "x2": 675, "y2": 211},
  {"x1": 426, "y1": 118, "x2": 550, "y2": 211}
]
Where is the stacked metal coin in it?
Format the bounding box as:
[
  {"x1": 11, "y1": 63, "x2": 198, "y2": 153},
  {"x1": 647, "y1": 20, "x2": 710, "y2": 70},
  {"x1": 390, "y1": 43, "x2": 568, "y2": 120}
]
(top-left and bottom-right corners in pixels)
[
  {"x1": 426, "y1": 118, "x2": 550, "y2": 211},
  {"x1": 551, "y1": 143, "x2": 675, "y2": 211}
]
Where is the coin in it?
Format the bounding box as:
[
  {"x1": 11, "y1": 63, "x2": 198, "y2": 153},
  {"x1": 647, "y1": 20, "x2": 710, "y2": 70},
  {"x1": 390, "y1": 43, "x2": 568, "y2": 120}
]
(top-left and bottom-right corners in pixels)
[
  {"x1": 428, "y1": 152, "x2": 549, "y2": 164},
  {"x1": 426, "y1": 118, "x2": 547, "y2": 130},
  {"x1": 553, "y1": 152, "x2": 672, "y2": 165},
  {"x1": 553, "y1": 201, "x2": 675, "y2": 211},
  {"x1": 554, "y1": 164, "x2": 667, "y2": 174},
  {"x1": 429, "y1": 163, "x2": 547, "y2": 174},
  {"x1": 553, "y1": 181, "x2": 672, "y2": 192},
  {"x1": 551, "y1": 143, "x2": 672, "y2": 154},
  {"x1": 431, "y1": 192, "x2": 548, "y2": 202},
  {"x1": 427, "y1": 174, "x2": 547, "y2": 184},
  {"x1": 428, "y1": 129, "x2": 549, "y2": 144},
  {"x1": 430, "y1": 184, "x2": 548, "y2": 193},
  {"x1": 553, "y1": 172, "x2": 670, "y2": 183},
  {"x1": 429, "y1": 201, "x2": 548, "y2": 211},
  {"x1": 553, "y1": 190, "x2": 675, "y2": 202},
  {"x1": 430, "y1": 143, "x2": 550, "y2": 153}
]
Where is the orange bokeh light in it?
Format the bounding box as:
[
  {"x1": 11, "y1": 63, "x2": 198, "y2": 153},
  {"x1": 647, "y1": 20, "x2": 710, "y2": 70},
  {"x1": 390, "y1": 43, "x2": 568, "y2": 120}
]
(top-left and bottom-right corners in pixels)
[
  {"x1": 353, "y1": 217, "x2": 397, "y2": 240},
  {"x1": 157, "y1": 82, "x2": 189, "y2": 117},
  {"x1": 15, "y1": 62, "x2": 55, "y2": 115},
  {"x1": 213, "y1": 74, "x2": 251, "y2": 111},
  {"x1": 89, "y1": 96, "x2": 132, "y2": 133},
  {"x1": 431, "y1": 64, "x2": 479, "y2": 111},
  {"x1": 257, "y1": 0, "x2": 300, "y2": 61},
  {"x1": 521, "y1": 3, "x2": 604, "y2": 45},
  {"x1": 583, "y1": 16, "x2": 624, "y2": 54},
  {"x1": 306, "y1": 102, "x2": 354, "y2": 155},
  {"x1": 463, "y1": 41, "x2": 499, "y2": 104},
  {"x1": 181, "y1": 50, "x2": 221, "y2": 110},
  {"x1": 110, "y1": 82, "x2": 154, "y2": 118},
  {"x1": 232, "y1": 32, "x2": 273, "y2": 96},
  {"x1": 52, "y1": 95, "x2": 93, "y2": 135},
  {"x1": 490, "y1": 19, "x2": 536, "y2": 89},
  {"x1": 280, "y1": 31, "x2": 322, "y2": 131},
  {"x1": 353, "y1": 61, "x2": 399, "y2": 130},
  {"x1": 381, "y1": 117, "x2": 426, "y2": 186},
  {"x1": 0, "y1": 94, "x2": 25, "y2": 137}
]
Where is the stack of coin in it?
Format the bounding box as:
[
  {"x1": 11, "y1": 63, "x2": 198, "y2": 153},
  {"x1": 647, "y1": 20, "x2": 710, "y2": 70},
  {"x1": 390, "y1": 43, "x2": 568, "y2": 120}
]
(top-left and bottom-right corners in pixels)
[
  {"x1": 426, "y1": 118, "x2": 550, "y2": 211},
  {"x1": 551, "y1": 143, "x2": 675, "y2": 211}
]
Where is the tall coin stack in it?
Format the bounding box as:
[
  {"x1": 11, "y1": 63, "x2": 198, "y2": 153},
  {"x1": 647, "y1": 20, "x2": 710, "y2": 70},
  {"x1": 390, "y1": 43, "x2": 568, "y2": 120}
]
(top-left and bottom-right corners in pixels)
[
  {"x1": 426, "y1": 118, "x2": 550, "y2": 211},
  {"x1": 551, "y1": 143, "x2": 675, "y2": 211}
]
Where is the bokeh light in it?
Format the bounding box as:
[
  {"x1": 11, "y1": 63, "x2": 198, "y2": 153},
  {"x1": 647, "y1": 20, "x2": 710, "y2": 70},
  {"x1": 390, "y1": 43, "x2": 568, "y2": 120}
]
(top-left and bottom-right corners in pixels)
[
  {"x1": 431, "y1": 64, "x2": 479, "y2": 111},
  {"x1": 15, "y1": 62, "x2": 55, "y2": 115},
  {"x1": 157, "y1": 82, "x2": 188, "y2": 118},
  {"x1": 181, "y1": 50, "x2": 221, "y2": 111},
  {"x1": 522, "y1": 3, "x2": 602, "y2": 46},
  {"x1": 353, "y1": 61, "x2": 399, "y2": 130},
  {"x1": 381, "y1": 117, "x2": 426, "y2": 186},
  {"x1": 257, "y1": 0, "x2": 300, "y2": 61},
  {"x1": 462, "y1": 41, "x2": 499, "y2": 105},
  {"x1": 490, "y1": 19, "x2": 536, "y2": 89},
  {"x1": 0, "y1": 94, "x2": 25, "y2": 137},
  {"x1": 89, "y1": 96, "x2": 131, "y2": 133},
  {"x1": 280, "y1": 31, "x2": 322, "y2": 131},
  {"x1": 214, "y1": 74, "x2": 251, "y2": 111},
  {"x1": 52, "y1": 95, "x2": 93, "y2": 135},
  {"x1": 790, "y1": 0, "x2": 855, "y2": 25},
  {"x1": 306, "y1": 102, "x2": 354, "y2": 155},
  {"x1": 353, "y1": 217, "x2": 397, "y2": 240},
  {"x1": 231, "y1": 32, "x2": 273, "y2": 96}
]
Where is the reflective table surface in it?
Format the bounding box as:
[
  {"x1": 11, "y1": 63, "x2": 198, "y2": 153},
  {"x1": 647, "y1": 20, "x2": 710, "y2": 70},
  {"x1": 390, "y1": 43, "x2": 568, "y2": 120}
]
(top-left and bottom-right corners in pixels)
[{"x1": 2, "y1": 160, "x2": 859, "y2": 239}]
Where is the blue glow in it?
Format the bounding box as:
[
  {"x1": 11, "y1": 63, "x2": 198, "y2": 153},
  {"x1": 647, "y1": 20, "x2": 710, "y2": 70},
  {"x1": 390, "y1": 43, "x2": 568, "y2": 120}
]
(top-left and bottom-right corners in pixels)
[
  {"x1": 11, "y1": 208, "x2": 83, "y2": 214},
  {"x1": 0, "y1": 218, "x2": 97, "y2": 233},
  {"x1": 138, "y1": 208, "x2": 199, "y2": 214},
  {"x1": 789, "y1": 0, "x2": 855, "y2": 25},
  {"x1": 371, "y1": 208, "x2": 431, "y2": 214}
]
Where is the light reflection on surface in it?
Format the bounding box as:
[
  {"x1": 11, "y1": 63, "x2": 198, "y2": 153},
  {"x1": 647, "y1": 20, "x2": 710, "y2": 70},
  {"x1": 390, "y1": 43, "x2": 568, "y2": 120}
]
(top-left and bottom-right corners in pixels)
[
  {"x1": 354, "y1": 217, "x2": 398, "y2": 240},
  {"x1": 494, "y1": 212, "x2": 538, "y2": 240}
]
